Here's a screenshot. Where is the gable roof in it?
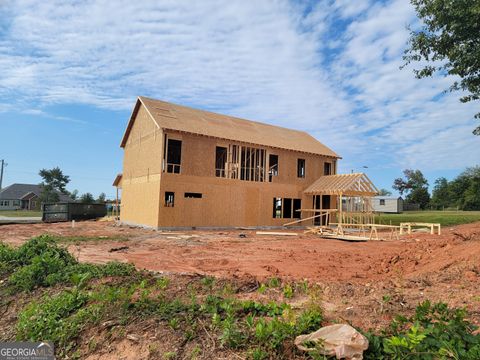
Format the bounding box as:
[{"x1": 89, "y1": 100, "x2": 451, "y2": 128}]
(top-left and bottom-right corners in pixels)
[
  {"x1": 304, "y1": 173, "x2": 378, "y2": 196},
  {"x1": 0, "y1": 183, "x2": 71, "y2": 202},
  {"x1": 120, "y1": 96, "x2": 340, "y2": 158}
]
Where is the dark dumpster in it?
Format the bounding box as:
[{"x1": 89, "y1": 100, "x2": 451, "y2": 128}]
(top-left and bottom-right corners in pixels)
[{"x1": 42, "y1": 203, "x2": 107, "y2": 222}]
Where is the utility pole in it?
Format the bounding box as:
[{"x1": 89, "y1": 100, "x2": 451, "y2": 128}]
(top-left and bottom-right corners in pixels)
[{"x1": 0, "y1": 159, "x2": 6, "y2": 191}]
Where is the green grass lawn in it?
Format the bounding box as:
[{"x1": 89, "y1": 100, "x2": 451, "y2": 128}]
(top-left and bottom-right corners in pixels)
[
  {"x1": 375, "y1": 210, "x2": 480, "y2": 226},
  {"x1": 0, "y1": 210, "x2": 42, "y2": 217}
]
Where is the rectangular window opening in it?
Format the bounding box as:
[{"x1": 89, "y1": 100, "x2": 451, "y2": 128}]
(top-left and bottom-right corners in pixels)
[
  {"x1": 283, "y1": 198, "x2": 292, "y2": 219},
  {"x1": 273, "y1": 197, "x2": 282, "y2": 218},
  {"x1": 184, "y1": 192, "x2": 202, "y2": 199},
  {"x1": 380, "y1": 199, "x2": 386, "y2": 206},
  {"x1": 215, "y1": 146, "x2": 227, "y2": 177},
  {"x1": 297, "y1": 159, "x2": 305, "y2": 178},
  {"x1": 293, "y1": 199, "x2": 302, "y2": 219},
  {"x1": 324, "y1": 162, "x2": 332, "y2": 176},
  {"x1": 166, "y1": 139, "x2": 182, "y2": 174},
  {"x1": 269, "y1": 154, "x2": 278, "y2": 182},
  {"x1": 165, "y1": 192, "x2": 175, "y2": 207}
]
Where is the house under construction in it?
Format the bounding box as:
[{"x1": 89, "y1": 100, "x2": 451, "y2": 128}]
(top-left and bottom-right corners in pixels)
[{"x1": 114, "y1": 96, "x2": 378, "y2": 229}]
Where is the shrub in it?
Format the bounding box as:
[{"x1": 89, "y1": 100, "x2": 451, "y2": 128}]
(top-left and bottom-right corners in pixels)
[
  {"x1": 16, "y1": 290, "x2": 91, "y2": 350},
  {"x1": 10, "y1": 252, "x2": 73, "y2": 290},
  {"x1": 3, "y1": 235, "x2": 135, "y2": 291},
  {"x1": 15, "y1": 235, "x2": 75, "y2": 266},
  {"x1": 8, "y1": 236, "x2": 76, "y2": 291},
  {"x1": 0, "y1": 242, "x2": 17, "y2": 275},
  {"x1": 364, "y1": 301, "x2": 480, "y2": 359}
]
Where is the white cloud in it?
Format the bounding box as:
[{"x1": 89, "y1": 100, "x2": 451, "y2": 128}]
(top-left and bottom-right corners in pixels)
[{"x1": 0, "y1": 0, "x2": 478, "y2": 173}]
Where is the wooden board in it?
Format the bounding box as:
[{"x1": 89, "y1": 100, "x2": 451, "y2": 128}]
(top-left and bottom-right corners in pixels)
[{"x1": 256, "y1": 231, "x2": 298, "y2": 236}]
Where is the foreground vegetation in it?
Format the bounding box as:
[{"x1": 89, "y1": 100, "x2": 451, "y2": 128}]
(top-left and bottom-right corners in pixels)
[
  {"x1": 1, "y1": 235, "x2": 479, "y2": 359},
  {"x1": 376, "y1": 211, "x2": 480, "y2": 227}
]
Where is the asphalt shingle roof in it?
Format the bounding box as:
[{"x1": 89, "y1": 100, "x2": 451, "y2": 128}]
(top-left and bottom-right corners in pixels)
[{"x1": 0, "y1": 183, "x2": 71, "y2": 202}]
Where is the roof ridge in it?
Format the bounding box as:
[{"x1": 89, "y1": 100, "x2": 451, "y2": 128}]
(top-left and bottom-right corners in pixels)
[
  {"x1": 121, "y1": 96, "x2": 340, "y2": 157},
  {"x1": 139, "y1": 96, "x2": 310, "y2": 136}
]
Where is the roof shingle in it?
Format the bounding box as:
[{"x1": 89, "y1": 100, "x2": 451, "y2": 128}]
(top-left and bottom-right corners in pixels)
[{"x1": 0, "y1": 183, "x2": 71, "y2": 202}]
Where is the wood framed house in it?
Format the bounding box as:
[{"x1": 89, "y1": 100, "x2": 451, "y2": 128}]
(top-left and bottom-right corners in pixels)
[{"x1": 115, "y1": 96, "x2": 377, "y2": 229}]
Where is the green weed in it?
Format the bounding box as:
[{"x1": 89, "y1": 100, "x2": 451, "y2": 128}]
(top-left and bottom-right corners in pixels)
[{"x1": 364, "y1": 301, "x2": 480, "y2": 359}]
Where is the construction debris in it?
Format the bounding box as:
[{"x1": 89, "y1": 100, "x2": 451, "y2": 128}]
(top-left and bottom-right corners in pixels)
[
  {"x1": 255, "y1": 231, "x2": 298, "y2": 236},
  {"x1": 108, "y1": 246, "x2": 129, "y2": 253},
  {"x1": 400, "y1": 222, "x2": 441, "y2": 235},
  {"x1": 295, "y1": 324, "x2": 369, "y2": 359}
]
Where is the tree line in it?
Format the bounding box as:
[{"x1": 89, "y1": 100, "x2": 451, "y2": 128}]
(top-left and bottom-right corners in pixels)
[
  {"x1": 38, "y1": 167, "x2": 107, "y2": 205},
  {"x1": 378, "y1": 166, "x2": 480, "y2": 211}
]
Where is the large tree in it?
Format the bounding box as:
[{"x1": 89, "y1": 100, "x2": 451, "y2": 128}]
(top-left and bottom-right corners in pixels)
[
  {"x1": 403, "y1": 0, "x2": 480, "y2": 135},
  {"x1": 430, "y1": 177, "x2": 450, "y2": 209},
  {"x1": 97, "y1": 192, "x2": 106, "y2": 204},
  {"x1": 393, "y1": 169, "x2": 431, "y2": 209},
  {"x1": 70, "y1": 189, "x2": 79, "y2": 201},
  {"x1": 38, "y1": 167, "x2": 70, "y2": 203},
  {"x1": 452, "y1": 166, "x2": 480, "y2": 210},
  {"x1": 80, "y1": 193, "x2": 95, "y2": 204},
  {"x1": 378, "y1": 188, "x2": 393, "y2": 196}
]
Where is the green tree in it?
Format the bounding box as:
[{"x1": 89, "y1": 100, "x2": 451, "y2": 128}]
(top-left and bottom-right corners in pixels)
[
  {"x1": 38, "y1": 167, "x2": 70, "y2": 204},
  {"x1": 456, "y1": 166, "x2": 480, "y2": 210},
  {"x1": 378, "y1": 188, "x2": 392, "y2": 196},
  {"x1": 430, "y1": 177, "x2": 450, "y2": 209},
  {"x1": 393, "y1": 169, "x2": 431, "y2": 209},
  {"x1": 403, "y1": 0, "x2": 480, "y2": 135},
  {"x1": 80, "y1": 193, "x2": 95, "y2": 204},
  {"x1": 70, "y1": 189, "x2": 79, "y2": 201},
  {"x1": 97, "y1": 193, "x2": 106, "y2": 204}
]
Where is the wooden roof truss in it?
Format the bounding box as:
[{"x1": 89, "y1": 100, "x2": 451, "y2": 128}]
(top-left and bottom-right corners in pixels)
[{"x1": 304, "y1": 173, "x2": 378, "y2": 197}]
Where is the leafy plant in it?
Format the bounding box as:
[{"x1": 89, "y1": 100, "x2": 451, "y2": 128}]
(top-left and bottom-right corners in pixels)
[
  {"x1": 268, "y1": 277, "x2": 281, "y2": 288},
  {"x1": 156, "y1": 276, "x2": 170, "y2": 289},
  {"x1": 257, "y1": 283, "x2": 267, "y2": 294},
  {"x1": 283, "y1": 283, "x2": 294, "y2": 299},
  {"x1": 364, "y1": 301, "x2": 480, "y2": 359},
  {"x1": 295, "y1": 308, "x2": 323, "y2": 334},
  {"x1": 16, "y1": 290, "x2": 92, "y2": 351}
]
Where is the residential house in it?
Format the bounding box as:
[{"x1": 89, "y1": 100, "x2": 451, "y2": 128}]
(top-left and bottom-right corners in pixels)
[
  {"x1": 0, "y1": 183, "x2": 71, "y2": 211},
  {"x1": 115, "y1": 96, "x2": 377, "y2": 228}
]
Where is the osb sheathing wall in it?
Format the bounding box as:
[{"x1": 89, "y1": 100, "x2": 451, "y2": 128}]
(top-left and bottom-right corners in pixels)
[
  {"x1": 120, "y1": 102, "x2": 337, "y2": 228},
  {"x1": 157, "y1": 131, "x2": 336, "y2": 228},
  {"x1": 120, "y1": 104, "x2": 163, "y2": 227}
]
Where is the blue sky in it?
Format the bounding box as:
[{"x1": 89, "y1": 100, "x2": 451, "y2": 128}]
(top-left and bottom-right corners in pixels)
[{"x1": 0, "y1": 0, "x2": 478, "y2": 199}]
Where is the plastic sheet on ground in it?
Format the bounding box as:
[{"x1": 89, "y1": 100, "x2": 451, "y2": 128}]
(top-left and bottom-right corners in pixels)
[{"x1": 294, "y1": 324, "x2": 369, "y2": 360}]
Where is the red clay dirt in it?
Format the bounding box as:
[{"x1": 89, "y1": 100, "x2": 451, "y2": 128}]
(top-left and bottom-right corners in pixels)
[
  {"x1": 1, "y1": 220, "x2": 479, "y2": 329},
  {"x1": 1, "y1": 220, "x2": 479, "y2": 282}
]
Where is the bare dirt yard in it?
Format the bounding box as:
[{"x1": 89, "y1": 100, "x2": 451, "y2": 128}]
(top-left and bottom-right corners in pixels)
[{"x1": 1, "y1": 220, "x2": 479, "y2": 332}]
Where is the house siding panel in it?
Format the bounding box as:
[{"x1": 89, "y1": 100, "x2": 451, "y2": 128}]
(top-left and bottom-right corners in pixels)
[{"x1": 119, "y1": 101, "x2": 340, "y2": 228}]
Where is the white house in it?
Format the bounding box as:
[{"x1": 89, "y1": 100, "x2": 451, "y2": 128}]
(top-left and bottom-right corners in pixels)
[{"x1": 372, "y1": 196, "x2": 403, "y2": 213}]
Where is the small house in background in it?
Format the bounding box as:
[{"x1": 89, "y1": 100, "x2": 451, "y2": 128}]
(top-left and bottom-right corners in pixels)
[
  {"x1": 372, "y1": 196, "x2": 403, "y2": 213},
  {"x1": 0, "y1": 183, "x2": 70, "y2": 211}
]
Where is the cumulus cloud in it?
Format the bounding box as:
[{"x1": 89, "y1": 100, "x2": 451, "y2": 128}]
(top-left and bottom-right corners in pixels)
[{"x1": 0, "y1": 0, "x2": 478, "y2": 172}]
